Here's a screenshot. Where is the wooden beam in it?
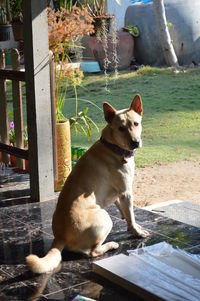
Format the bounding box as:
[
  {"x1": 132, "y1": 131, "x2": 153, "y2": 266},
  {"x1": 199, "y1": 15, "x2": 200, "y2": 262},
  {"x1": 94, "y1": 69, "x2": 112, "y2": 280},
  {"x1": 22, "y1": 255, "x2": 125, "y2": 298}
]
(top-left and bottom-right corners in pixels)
[
  {"x1": 0, "y1": 143, "x2": 29, "y2": 160},
  {"x1": 22, "y1": 0, "x2": 55, "y2": 202},
  {"x1": 0, "y1": 49, "x2": 9, "y2": 164},
  {"x1": 11, "y1": 48, "x2": 24, "y2": 169},
  {"x1": 0, "y1": 69, "x2": 25, "y2": 81}
]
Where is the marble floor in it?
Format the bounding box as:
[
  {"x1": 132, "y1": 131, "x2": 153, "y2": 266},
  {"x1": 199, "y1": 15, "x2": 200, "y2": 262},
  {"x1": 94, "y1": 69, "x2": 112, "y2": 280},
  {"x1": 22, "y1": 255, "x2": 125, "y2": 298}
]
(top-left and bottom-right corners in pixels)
[{"x1": 0, "y1": 167, "x2": 200, "y2": 301}]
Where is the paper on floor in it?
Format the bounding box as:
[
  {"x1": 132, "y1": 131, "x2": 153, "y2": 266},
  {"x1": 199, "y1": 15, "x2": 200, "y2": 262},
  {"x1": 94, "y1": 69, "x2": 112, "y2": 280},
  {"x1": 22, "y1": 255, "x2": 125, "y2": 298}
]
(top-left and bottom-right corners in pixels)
[{"x1": 93, "y1": 242, "x2": 200, "y2": 301}]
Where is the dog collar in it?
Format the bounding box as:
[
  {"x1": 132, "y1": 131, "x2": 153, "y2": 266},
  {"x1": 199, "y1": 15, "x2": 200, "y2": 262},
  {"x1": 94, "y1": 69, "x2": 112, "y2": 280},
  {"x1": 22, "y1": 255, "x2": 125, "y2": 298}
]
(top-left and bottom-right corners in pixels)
[{"x1": 100, "y1": 137, "x2": 134, "y2": 158}]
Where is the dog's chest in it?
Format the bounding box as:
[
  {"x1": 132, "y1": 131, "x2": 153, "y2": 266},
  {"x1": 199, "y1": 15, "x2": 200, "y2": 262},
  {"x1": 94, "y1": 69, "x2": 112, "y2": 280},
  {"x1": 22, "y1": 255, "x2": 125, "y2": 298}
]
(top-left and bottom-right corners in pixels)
[
  {"x1": 99, "y1": 157, "x2": 135, "y2": 207},
  {"x1": 117, "y1": 156, "x2": 135, "y2": 184}
]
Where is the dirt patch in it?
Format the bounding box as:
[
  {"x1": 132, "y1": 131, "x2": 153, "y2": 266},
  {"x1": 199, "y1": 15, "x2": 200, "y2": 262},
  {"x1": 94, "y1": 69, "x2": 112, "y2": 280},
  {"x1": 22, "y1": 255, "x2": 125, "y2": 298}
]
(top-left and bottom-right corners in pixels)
[{"x1": 133, "y1": 159, "x2": 200, "y2": 207}]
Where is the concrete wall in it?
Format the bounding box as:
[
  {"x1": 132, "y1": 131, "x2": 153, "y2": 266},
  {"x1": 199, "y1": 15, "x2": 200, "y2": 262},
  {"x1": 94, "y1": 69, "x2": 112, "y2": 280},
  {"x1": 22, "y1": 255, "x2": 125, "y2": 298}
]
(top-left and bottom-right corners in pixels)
[
  {"x1": 107, "y1": 0, "x2": 132, "y2": 29},
  {"x1": 125, "y1": 0, "x2": 200, "y2": 66}
]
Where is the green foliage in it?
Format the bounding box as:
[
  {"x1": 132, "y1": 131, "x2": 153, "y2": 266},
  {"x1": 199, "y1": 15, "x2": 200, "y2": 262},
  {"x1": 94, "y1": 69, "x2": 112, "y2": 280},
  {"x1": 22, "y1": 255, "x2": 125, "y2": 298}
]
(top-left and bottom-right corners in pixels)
[
  {"x1": 84, "y1": 0, "x2": 121, "y2": 17},
  {"x1": 123, "y1": 25, "x2": 139, "y2": 37},
  {"x1": 0, "y1": 0, "x2": 10, "y2": 24},
  {"x1": 9, "y1": 0, "x2": 22, "y2": 22},
  {"x1": 70, "y1": 107, "x2": 99, "y2": 140},
  {"x1": 55, "y1": 0, "x2": 122, "y2": 16}
]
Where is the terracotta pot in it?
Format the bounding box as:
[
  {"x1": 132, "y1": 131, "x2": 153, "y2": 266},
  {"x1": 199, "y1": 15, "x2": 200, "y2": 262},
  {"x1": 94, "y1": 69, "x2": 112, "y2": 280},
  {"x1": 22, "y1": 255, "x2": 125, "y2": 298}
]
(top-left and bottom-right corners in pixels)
[
  {"x1": 25, "y1": 159, "x2": 29, "y2": 171},
  {"x1": 12, "y1": 21, "x2": 23, "y2": 41},
  {"x1": 10, "y1": 154, "x2": 16, "y2": 167},
  {"x1": 54, "y1": 120, "x2": 72, "y2": 192},
  {"x1": 10, "y1": 153, "x2": 29, "y2": 171},
  {"x1": 82, "y1": 31, "x2": 134, "y2": 71}
]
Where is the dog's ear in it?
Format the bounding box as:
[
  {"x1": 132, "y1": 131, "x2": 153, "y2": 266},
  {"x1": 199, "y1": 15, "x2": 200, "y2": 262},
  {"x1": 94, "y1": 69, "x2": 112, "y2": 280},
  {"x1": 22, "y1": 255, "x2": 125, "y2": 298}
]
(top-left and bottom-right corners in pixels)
[
  {"x1": 130, "y1": 94, "x2": 143, "y2": 116},
  {"x1": 103, "y1": 102, "x2": 116, "y2": 123}
]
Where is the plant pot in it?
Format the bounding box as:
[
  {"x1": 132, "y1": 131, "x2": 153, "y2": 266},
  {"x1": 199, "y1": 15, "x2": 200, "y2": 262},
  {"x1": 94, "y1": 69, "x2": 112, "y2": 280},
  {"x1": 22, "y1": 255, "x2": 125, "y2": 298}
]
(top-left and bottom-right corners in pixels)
[
  {"x1": 54, "y1": 120, "x2": 72, "y2": 192},
  {"x1": 92, "y1": 15, "x2": 114, "y2": 36},
  {"x1": 25, "y1": 159, "x2": 29, "y2": 171},
  {"x1": 10, "y1": 154, "x2": 16, "y2": 167},
  {"x1": 82, "y1": 31, "x2": 134, "y2": 71},
  {"x1": 0, "y1": 24, "x2": 12, "y2": 41},
  {"x1": 12, "y1": 21, "x2": 23, "y2": 41}
]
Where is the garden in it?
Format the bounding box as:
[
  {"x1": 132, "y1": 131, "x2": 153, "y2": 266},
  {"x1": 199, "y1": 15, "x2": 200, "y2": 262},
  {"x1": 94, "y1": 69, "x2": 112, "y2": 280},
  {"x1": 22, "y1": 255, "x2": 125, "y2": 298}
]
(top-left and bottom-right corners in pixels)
[{"x1": 1, "y1": 0, "x2": 200, "y2": 205}]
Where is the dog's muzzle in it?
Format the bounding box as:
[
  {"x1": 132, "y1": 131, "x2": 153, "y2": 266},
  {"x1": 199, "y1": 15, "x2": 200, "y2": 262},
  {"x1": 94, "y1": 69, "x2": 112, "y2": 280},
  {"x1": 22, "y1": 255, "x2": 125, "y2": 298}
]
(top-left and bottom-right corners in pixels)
[{"x1": 130, "y1": 140, "x2": 140, "y2": 149}]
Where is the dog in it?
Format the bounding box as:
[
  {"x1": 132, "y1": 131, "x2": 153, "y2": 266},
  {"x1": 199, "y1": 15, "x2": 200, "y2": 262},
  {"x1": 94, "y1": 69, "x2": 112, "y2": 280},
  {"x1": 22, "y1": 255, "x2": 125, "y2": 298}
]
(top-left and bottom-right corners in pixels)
[{"x1": 26, "y1": 94, "x2": 149, "y2": 274}]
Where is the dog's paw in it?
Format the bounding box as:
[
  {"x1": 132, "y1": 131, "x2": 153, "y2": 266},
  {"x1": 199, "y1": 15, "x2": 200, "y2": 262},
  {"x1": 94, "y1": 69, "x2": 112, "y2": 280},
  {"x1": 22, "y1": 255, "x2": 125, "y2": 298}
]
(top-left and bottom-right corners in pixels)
[
  {"x1": 129, "y1": 223, "x2": 149, "y2": 238},
  {"x1": 112, "y1": 242, "x2": 120, "y2": 249}
]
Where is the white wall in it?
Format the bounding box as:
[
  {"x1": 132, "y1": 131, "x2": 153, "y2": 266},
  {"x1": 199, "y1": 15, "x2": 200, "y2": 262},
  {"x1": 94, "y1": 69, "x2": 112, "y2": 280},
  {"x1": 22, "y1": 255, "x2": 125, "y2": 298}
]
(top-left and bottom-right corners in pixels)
[{"x1": 107, "y1": 0, "x2": 132, "y2": 29}]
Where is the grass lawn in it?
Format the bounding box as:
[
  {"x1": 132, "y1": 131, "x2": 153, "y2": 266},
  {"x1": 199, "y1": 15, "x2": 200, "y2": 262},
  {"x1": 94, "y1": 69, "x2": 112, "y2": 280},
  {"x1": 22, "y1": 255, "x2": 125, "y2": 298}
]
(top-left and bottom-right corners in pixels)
[{"x1": 7, "y1": 67, "x2": 200, "y2": 167}]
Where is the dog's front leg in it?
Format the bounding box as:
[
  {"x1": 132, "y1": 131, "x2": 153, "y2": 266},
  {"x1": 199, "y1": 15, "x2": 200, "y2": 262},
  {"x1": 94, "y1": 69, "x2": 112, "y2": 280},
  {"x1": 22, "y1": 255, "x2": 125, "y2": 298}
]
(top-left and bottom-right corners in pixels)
[{"x1": 119, "y1": 192, "x2": 149, "y2": 238}]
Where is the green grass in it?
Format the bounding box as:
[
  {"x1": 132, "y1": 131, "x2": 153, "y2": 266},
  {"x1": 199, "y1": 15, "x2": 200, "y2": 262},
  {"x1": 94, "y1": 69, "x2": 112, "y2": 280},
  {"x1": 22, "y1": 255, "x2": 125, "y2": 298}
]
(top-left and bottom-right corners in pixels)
[{"x1": 6, "y1": 67, "x2": 200, "y2": 167}]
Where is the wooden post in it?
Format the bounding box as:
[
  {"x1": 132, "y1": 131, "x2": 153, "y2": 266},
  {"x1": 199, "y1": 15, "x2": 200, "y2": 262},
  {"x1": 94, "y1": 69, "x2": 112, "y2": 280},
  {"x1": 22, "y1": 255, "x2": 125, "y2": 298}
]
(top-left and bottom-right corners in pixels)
[
  {"x1": 49, "y1": 51, "x2": 57, "y2": 180},
  {"x1": 22, "y1": 0, "x2": 55, "y2": 202},
  {"x1": 0, "y1": 49, "x2": 9, "y2": 164},
  {"x1": 11, "y1": 48, "x2": 24, "y2": 169}
]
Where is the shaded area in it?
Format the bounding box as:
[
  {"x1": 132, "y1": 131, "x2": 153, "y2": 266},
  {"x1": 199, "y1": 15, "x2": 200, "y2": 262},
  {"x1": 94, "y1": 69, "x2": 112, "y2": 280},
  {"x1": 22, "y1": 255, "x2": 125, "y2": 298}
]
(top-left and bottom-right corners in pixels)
[{"x1": 0, "y1": 168, "x2": 199, "y2": 300}]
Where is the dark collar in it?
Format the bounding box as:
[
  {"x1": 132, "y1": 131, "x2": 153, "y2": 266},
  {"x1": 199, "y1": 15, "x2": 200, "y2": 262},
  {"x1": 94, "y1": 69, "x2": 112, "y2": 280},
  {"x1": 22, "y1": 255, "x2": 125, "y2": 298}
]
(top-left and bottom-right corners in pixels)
[{"x1": 100, "y1": 137, "x2": 134, "y2": 158}]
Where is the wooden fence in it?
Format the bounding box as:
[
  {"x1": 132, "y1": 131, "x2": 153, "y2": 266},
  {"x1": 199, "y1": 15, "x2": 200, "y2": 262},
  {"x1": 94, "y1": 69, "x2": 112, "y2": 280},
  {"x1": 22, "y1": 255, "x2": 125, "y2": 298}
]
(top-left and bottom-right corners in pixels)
[{"x1": 0, "y1": 48, "x2": 28, "y2": 170}]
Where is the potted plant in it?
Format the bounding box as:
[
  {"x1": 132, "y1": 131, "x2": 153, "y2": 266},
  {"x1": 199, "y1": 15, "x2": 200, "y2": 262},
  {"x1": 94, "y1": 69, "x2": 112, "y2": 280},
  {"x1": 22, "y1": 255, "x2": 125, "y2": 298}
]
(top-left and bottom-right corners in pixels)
[
  {"x1": 0, "y1": 0, "x2": 12, "y2": 41},
  {"x1": 9, "y1": 0, "x2": 23, "y2": 41},
  {"x1": 48, "y1": 5, "x2": 97, "y2": 191},
  {"x1": 8, "y1": 121, "x2": 29, "y2": 171},
  {"x1": 78, "y1": 0, "x2": 121, "y2": 82}
]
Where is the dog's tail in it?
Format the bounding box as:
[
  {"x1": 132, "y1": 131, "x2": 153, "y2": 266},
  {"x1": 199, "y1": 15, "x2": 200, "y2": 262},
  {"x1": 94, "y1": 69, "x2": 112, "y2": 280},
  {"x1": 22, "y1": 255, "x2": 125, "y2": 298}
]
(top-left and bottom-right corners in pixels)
[{"x1": 26, "y1": 240, "x2": 64, "y2": 274}]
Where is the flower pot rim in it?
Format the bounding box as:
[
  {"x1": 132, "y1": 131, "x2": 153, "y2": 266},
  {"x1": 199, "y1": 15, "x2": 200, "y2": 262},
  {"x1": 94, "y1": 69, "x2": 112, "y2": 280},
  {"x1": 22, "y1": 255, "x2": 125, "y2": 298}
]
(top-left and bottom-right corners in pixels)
[
  {"x1": 93, "y1": 14, "x2": 114, "y2": 20},
  {"x1": 56, "y1": 119, "x2": 69, "y2": 125}
]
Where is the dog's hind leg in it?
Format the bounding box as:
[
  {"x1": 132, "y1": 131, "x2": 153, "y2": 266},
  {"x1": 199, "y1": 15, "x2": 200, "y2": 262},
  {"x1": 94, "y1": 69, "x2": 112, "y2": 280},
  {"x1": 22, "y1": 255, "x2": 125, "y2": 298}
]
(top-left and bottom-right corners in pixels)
[
  {"x1": 90, "y1": 210, "x2": 119, "y2": 257},
  {"x1": 91, "y1": 241, "x2": 119, "y2": 257}
]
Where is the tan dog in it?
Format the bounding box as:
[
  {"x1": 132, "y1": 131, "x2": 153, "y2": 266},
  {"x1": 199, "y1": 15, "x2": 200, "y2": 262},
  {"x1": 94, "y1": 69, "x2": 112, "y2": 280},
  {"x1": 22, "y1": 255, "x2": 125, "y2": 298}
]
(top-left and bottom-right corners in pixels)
[{"x1": 26, "y1": 94, "x2": 149, "y2": 274}]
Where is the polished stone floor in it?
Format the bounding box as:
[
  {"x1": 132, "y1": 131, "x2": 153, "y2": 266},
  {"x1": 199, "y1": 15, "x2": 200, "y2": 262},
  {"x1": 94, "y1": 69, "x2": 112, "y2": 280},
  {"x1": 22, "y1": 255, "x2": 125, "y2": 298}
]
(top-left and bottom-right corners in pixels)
[{"x1": 0, "y1": 167, "x2": 200, "y2": 300}]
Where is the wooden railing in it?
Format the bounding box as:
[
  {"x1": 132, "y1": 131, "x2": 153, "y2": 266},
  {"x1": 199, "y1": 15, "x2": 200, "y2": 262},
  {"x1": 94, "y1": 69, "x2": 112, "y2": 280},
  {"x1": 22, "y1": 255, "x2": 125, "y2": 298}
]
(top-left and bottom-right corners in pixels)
[{"x1": 0, "y1": 48, "x2": 28, "y2": 169}]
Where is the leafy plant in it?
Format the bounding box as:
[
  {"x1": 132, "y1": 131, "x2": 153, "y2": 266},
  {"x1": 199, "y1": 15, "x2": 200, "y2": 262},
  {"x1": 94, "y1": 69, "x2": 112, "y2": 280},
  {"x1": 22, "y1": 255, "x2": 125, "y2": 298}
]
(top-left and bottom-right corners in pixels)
[
  {"x1": 123, "y1": 25, "x2": 139, "y2": 37},
  {"x1": 70, "y1": 107, "x2": 99, "y2": 141},
  {"x1": 0, "y1": 0, "x2": 10, "y2": 24},
  {"x1": 8, "y1": 121, "x2": 28, "y2": 148},
  {"x1": 53, "y1": 0, "x2": 122, "y2": 17},
  {"x1": 9, "y1": 0, "x2": 23, "y2": 22},
  {"x1": 84, "y1": 0, "x2": 121, "y2": 17},
  {"x1": 48, "y1": 6, "x2": 98, "y2": 139}
]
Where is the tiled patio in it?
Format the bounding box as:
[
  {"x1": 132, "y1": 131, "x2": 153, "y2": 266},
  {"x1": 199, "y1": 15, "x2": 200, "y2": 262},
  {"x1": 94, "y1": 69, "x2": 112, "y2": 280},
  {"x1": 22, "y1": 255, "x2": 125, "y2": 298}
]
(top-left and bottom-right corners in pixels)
[{"x1": 0, "y1": 167, "x2": 200, "y2": 300}]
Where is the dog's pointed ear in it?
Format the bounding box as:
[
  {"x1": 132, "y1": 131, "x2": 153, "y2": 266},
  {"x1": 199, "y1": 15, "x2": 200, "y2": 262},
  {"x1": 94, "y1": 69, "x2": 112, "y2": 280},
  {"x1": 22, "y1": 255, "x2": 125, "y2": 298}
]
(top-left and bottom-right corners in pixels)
[
  {"x1": 130, "y1": 94, "x2": 143, "y2": 116},
  {"x1": 103, "y1": 102, "x2": 116, "y2": 123}
]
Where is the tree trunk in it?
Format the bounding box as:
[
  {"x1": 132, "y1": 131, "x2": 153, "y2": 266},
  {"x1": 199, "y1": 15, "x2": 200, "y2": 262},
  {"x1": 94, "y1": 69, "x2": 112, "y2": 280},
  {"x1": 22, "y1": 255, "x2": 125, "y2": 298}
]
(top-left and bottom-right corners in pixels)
[{"x1": 153, "y1": 0, "x2": 179, "y2": 68}]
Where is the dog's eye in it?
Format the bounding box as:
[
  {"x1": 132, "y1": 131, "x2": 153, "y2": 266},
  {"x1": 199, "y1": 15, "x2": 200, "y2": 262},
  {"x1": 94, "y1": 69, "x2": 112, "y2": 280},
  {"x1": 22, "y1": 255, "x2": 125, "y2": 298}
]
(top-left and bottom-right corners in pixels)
[
  {"x1": 118, "y1": 126, "x2": 126, "y2": 132},
  {"x1": 134, "y1": 122, "x2": 139, "y2": 127}
]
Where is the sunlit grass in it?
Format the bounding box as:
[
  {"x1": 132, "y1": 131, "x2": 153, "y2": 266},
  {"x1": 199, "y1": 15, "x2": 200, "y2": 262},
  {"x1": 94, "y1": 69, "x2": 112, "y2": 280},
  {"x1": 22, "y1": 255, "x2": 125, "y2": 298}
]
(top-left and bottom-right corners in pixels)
[{"x1": 6, "y1": 67, "x2": 200, "y2": 167}]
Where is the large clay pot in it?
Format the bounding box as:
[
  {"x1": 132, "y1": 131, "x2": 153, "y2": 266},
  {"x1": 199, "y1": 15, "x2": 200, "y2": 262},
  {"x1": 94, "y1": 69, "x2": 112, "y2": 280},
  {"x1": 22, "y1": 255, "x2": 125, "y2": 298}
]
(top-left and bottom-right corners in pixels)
[
  {"x1": 125, "y1": 0, "x2": 200, "y2": 66},
  {"x1": 82, "y1": 31, "x2": 134, "y2": 71},
  {"x1": 54, "y1": 120, "x2": 72, "y2": 192}
]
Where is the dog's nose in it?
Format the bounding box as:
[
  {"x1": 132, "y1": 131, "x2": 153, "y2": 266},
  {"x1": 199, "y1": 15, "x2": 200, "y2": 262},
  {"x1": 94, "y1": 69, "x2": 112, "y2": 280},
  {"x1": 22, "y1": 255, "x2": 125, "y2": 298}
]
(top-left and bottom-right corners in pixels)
[{"x1": 130, "y1": 140, "x2": 140, "y2": 149}]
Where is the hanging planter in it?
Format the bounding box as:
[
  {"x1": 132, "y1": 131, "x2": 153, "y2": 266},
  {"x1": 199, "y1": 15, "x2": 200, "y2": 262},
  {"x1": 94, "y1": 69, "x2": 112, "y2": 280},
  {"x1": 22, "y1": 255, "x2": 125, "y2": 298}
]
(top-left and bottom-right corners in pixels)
[
  {"x1": 0, "y1": 24, "x2": 12, "y2": 41},
  {"x1": 92, "y1": 14, "x2": 114, "y2": 36},
  {"x1": 54, "y1": 120, "x2": 72, "y2": 192}
]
